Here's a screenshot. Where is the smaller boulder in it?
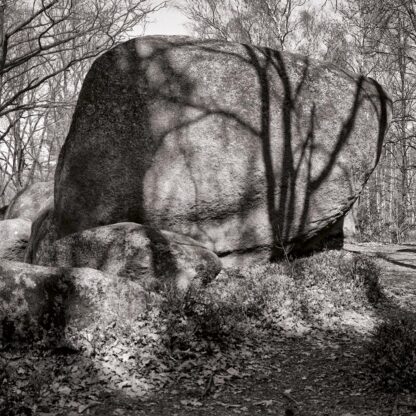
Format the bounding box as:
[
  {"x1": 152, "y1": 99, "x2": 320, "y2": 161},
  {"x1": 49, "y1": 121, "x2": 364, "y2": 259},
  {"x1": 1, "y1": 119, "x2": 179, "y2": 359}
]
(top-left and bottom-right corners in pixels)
[
  {"x1": 35, "y1": 222, "x2": 222, "y2": 291},
  {"x1": 0, "y1": 218, "x2": 31, "y2": 261},
  {"x1": 0, "y1": 260, "x2": 151, "y2": 343},
  {"x1": 5, "y1": 181, "x2": 53, "y2": 222}
]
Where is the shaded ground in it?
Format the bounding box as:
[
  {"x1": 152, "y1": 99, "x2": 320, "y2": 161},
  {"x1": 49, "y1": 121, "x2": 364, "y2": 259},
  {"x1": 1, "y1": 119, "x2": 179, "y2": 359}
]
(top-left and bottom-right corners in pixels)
[
  {"x1": 3, "y1": 244, "x2": 416, "y2": 416},
  {"x1": 90, "y1": 332, "x2": 394, "y2": 416}
]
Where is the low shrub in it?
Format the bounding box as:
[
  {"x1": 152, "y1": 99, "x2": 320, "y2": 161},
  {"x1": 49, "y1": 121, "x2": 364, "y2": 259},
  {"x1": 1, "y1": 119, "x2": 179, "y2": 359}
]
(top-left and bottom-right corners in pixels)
[
  {"x1": 160, "y1": 283, "x2": 235, "y2": 352},
  {"x1": 289, "y1": 252, "x2": 383, "y2": 305},
  {"x1": 368, "y1": 314, "x2": 416, "y2": 392},
  {"x1": 160, "y1": 250, "x2": 383, "y2": 347},
  {"x1": 54, "y1": 251, "x2": 382, "y2": 360}
]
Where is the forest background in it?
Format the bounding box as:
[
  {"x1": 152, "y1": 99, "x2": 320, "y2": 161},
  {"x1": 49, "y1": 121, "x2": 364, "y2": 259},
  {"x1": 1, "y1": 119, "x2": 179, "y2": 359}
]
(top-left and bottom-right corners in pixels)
[{"x1": 1, "y1": 0, "x2": 415, "y2": 243}]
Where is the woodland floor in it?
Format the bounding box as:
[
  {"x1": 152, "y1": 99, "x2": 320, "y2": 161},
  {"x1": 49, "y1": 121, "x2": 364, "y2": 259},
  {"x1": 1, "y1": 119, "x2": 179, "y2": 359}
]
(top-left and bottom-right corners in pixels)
[
  {"x1": 3, "y1": 243, "x2": 416, "y2": 416},
  {"x1": 92, "y1": 243, "x2": 416, "y2": 416}
]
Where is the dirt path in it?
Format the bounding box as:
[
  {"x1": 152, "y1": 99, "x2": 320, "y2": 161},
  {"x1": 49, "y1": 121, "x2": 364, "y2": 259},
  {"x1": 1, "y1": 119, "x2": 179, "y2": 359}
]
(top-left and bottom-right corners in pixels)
[
  {"x1": 344, "y1": 242, "x2": 416, "y2": 277},
  {"x1": 345, "y1": 242, "x2": 416, "y2": 308}
]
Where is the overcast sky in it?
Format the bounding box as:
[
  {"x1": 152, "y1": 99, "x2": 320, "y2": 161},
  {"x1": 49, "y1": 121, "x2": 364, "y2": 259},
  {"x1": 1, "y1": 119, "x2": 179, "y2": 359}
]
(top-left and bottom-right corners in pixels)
[
  {"x1": 143, "y1": 1, "x2": 190, "y2": 36},
  {"x1": 141, "y1": 0, "x2": 334, "y2": 37}
]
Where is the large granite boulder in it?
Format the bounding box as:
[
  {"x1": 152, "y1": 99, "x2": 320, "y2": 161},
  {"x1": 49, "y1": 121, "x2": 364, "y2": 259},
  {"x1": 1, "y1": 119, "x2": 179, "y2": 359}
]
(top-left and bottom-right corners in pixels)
[
  {"x1": 0, "y1": 218, "x2": 32, "y2": 261},
  {"x1": 0, "y1": 260, "x2": 150, "y2": 342},
  {"x1": 5, "y1": 181, "x2": 53, "y2": 222},
  {"x1": 53, "y1": 36, "x2": 391, "y2": 262},
  {"x1": 33, "y1": 222, "x2": 221, "y2": 291}
]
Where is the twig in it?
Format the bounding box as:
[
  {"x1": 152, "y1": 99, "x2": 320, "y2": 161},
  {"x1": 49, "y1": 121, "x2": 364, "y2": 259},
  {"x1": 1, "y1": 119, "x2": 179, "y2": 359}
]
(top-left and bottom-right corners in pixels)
[
  {"x1": 216, "y1": 402, "x2": 241, "y2": 408},
  {"x1": 276, "y1": 223, "x2": 294, "y2": 275},
  {"x1": 201, "y1": 372, "x2": 214, "y2": 398},
  {"x1": 282, "y1": 391, "x2": 300, "y2": 407}
]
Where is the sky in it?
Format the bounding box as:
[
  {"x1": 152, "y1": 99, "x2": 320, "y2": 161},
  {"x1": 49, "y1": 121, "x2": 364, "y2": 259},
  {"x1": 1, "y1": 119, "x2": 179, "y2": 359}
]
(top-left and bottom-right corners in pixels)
[
  {"x1": 142, "y1": 1, "x2": 190, "y2": 36},
  {"x1": 141, "y1": 0, "x2": 335, "y2": 37}
]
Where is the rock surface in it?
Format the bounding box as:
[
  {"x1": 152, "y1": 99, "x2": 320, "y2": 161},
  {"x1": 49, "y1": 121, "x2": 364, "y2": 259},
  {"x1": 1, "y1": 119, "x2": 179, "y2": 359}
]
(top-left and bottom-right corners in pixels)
[
  {"x1": 0, "y1": 205, "x2": 8, "y2": 220},
  {"x1": 343, "y1": 207, "x2": 358, "y2": 242},
  {"x1": 24, "y1": 204, "x2": 57, "y2": 264},
  {"x1": 0, "y1": 218, "x2": 32, "y2": 261},
  {"x1": 34, "y1": 222, "x2": 222, "y2": 291},
  {"x1": 53, "y1": 36, "x2": 391, "y2": 260},
  {"x1": 0, "y1": 260, "x2": 150, "y2": 342},
  {"x1": 6, "y1": 181, "x2": 53, "y2": 222}
]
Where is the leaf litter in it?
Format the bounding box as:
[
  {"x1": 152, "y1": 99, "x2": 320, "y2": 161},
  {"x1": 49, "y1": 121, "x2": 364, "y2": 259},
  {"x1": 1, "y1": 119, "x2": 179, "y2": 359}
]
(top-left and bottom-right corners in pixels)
[{"x1": 1, "y1": 249, "x2": 414, "y2": 415}]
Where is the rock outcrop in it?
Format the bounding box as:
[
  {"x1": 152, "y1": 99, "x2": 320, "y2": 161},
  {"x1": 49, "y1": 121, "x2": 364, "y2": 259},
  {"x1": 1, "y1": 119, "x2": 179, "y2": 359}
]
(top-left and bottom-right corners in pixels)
[
  {"x1": 33, "y1": 222, "x2": 222, "y2": 291},
  {"x1": 5, "y1": 181, "x2": 53, "y2": 222},
  {"x1": 0, "y1": 260, "x2": 150, "y2": 342},
  {"x1": 0, "y1": 218, "x2": 32, "y2": 261},
  {"x1": 51, "y1": 36, "x2": 391, "y2": 262}
]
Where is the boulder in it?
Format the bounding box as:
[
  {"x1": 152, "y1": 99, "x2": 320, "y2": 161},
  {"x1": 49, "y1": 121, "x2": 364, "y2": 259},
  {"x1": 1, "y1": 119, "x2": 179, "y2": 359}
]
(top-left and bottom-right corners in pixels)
[
  {"x1": 53, "y1": 36, "x2": 391, "y2": 262},
  {"x1": 24, "y1": 204, "x2": 57, "y2": 264},
  {"x1": 33, "y1": 222, "x2": 222, "y2": 291},
  {"x1": 0, "y1": 260, "x2": 150, "y2": 343},
  {"x1": 0, "y1": 218, "x2": 31, "y2": 261},
  {"x1": 6, "y1": 181, "x2": 53, "y2": 222}
]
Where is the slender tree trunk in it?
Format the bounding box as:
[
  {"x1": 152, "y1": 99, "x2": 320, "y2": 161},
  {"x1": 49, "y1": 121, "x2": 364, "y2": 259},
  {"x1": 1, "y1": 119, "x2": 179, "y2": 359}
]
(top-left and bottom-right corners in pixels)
[
  {"x1": 398, "y1": 19, "x2": 409, "y2": 242},
  {"x1": 0, "y1": 1, "x2": 6, "y2": 104}
]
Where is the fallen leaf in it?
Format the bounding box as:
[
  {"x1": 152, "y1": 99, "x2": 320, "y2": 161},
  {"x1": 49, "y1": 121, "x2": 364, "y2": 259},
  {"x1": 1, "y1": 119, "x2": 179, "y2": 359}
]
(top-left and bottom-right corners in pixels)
[
  {"x1": 78, "y1": 404, "x2": 91, "y2": 414},
  {"x1": 227, "y1": 367, "x2": 240, "y2": 377},
  {"x1": 59, "y1": 386, "x2": 72, "y2": 395}
]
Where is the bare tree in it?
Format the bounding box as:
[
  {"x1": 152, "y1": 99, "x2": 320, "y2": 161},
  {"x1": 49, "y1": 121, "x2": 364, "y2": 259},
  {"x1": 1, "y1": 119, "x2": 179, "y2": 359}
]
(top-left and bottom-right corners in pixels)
[
  {"x1": 181, "y1": 0, "x2": 307, "y2": 50},
  {"x1": 340, "y1": 0, "x2": 416, "y2": 242},
  {"x1": 0, "y1": 0, "x2": 165, "y2": 202},
  {"x1": 0, "y1": 0, "x2": 165, "y2": 117}
]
